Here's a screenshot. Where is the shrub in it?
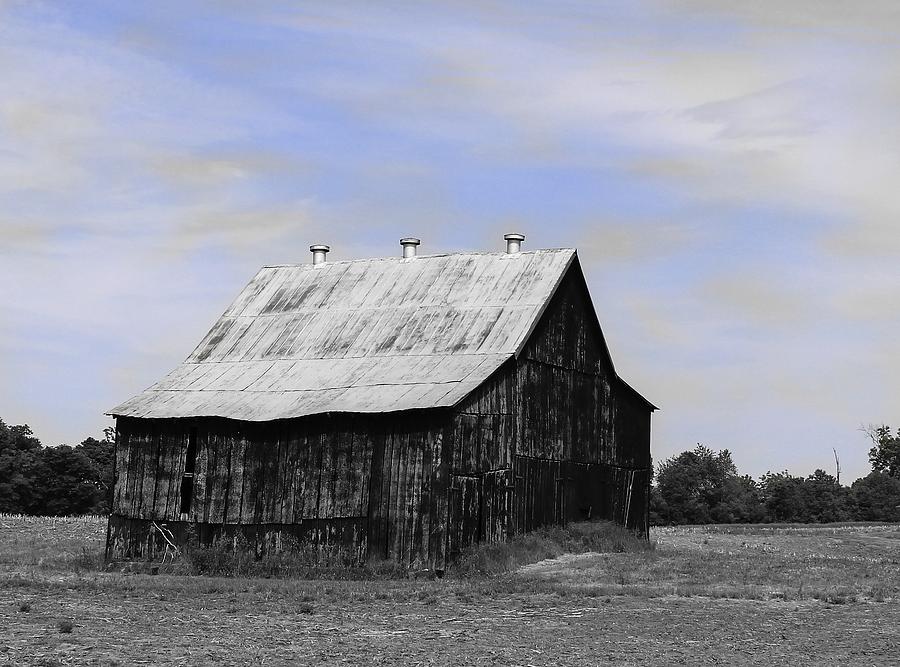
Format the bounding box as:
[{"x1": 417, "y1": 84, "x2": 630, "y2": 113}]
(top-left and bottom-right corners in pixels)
[{"x1": 180, "y1": 534, "x2": 396, "y2": 579}]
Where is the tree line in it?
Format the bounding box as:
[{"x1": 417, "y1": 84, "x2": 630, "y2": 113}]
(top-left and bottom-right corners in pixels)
[
  {"x1": 2, "y1": 415, "x2": 900, "y2": 523},
  {"x1": 651, "y1": 426, "x2": 900, "y2": 525},
  {"x1": 0, "y1": 418, "x2": 113, "y2": 515}
]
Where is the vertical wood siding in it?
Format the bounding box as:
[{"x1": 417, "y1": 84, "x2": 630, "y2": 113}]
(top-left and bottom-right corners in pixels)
[
  {"x1": 446, "y1": 361, "x2": 518, "y2": 558},
  {"x1": 110, "y1": 412, "x2": 451, "y2": 566},
  {"x1": 510, "y1": 260, "x2": 652, "y2": 536}
]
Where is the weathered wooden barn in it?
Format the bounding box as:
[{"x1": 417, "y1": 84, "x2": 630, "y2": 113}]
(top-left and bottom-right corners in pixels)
[{"x1": 106, "y1": 235, "x2": 655, "y2": 567}]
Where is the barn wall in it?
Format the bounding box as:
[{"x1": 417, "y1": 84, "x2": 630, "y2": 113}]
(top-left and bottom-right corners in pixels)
[
  {"x1": 511, "y1": 260, "x2": 652, "y2": 534},
  {"x1": 447, "y1": 361, "x2": 517, "y2": 558},
  {"x1": 614, "y1": 383, "x2": 652, "y2": 469},
  {"x1": 439, "y1": 259, "x2": 654, "y2": 551},
  {"x1": 108, "y1": 411, "x2": 452, "y2": 567},
  {"x1": 610, "y1": 383, "x2": 653, "y2": 534}
]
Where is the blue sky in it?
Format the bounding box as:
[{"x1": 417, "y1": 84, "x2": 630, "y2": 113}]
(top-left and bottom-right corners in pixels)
[{"x1": 1, "y1": 1, "x2": 898, "y2": 482}]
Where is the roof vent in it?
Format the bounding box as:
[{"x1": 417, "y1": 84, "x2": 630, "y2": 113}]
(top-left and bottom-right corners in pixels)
[
  {"x1": 400, "y1": 238, "x2": 420, "y2": 258},
  {"x1": 504, "y1": 233, "x2": 525, "y2": 254},
  {"x1": 310, "y1": 244, "x2": 330, "y2": 265}
]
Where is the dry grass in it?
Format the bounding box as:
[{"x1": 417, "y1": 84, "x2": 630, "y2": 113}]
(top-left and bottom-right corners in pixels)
[
  {"x1": 1, "y1": 517, "x2": 899, "y2": 664},
  {"x1": 0, "y1": 514, "x2": 106, "y2": 574},
  {"x1": 518, "y1": 523, "x2": 900, "y2": 603}
]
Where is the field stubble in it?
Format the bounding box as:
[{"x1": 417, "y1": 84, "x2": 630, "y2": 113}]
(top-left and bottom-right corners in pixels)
[{"x1": 0, "y1": 515, "x2": 898, "y2": 665}]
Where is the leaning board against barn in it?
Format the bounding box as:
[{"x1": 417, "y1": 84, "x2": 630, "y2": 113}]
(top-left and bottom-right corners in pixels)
[{"x1": 107, "y1": 238, "x2": 655, "y2": 568}]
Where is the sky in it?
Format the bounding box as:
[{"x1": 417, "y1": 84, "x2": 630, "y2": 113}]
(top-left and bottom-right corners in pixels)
[{"x1": 1, "y1": 1, "x2": 898, "y2": 483}]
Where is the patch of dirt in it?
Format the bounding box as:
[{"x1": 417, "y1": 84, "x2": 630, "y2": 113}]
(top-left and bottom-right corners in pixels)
[{"x1": 517, "y1": 551, "x2": 601, "y2": 575}]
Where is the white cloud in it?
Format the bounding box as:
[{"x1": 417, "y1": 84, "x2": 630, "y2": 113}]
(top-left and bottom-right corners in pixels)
[{"x1": 1, "y1": 0, "x2": 898, "y2": 481}]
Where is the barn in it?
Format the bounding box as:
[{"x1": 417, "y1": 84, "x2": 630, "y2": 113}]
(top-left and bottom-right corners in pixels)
[{"x1": 106, "y1": 235, "x2": 655, "y2": 568}]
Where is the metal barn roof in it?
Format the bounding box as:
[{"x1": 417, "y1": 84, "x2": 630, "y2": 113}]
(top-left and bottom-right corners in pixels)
[{"x1": 109, "y1": 248, "x2": 578, "y2": 421}]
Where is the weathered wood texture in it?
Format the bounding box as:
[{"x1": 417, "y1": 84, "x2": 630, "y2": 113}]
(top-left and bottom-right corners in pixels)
[
  {"x1": 109, "y1": 411, "x2": 451, "y2": 566},
  {"x1": 106, "y1": 514, "x2": 368, "y2": 563},
  {"x1": 517, "y1": 262, "x2": 616, "y2": 464},
  {"x1": 509, "y1": 258, "x2": 652, "y2": 536},
  {"x1": 444, "y1": 361, "x2": 518, "y2": 558}
]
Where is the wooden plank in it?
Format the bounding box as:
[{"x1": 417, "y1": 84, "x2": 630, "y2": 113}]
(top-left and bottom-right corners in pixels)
[
  {"x1": 112, "y1": 424, "x2": 131, "y2": 514},
  {"x1": 309, "y1": 423, "x2": 325, "y2": 523},
  {"x1": 520, "y1": 457, "x2": 529, "y2": 534},
  {"x1": 205, "y1": 426, "x2": 222, "y2": 523},
  {"x1": 264, "y1": 425, "x2": 280, "y2": 522},
  {"x1": 300, "y1": 423, "x2": 322, "y2": 520},
  {"x1": 332, "y1": 422, "x2": 355, "y2": 518},
  {"x1": 291, "y1": 420, "x2": 318, "y2": 523},
  {"x1": 152, "y1": 426, "x2": 170, "y2": 519},
  {"x1": 285, "y1": 424, "x2": 303, "y2": 523},
  {"x1": 255, "y1": 425, "x2": 271, "y2": 523},
  {"x1": 222, "y1": 424, "x2": 241, "y2": 523},
  {"x1": 263, "y1": 424, "x2": 279, "y2": 523},
  {"x1": 414, "y1": 426, "x2": 433, "y2": 564},
  {"x1": 140, "y1": 425, "x2": 160, "y2": 519},
  {"x1": 479, "y1": 414, "x2": 495, "y2": 471},
  {"x1": 405, "y1": 432, "x2": 424, "y2": 564},
  {"x1": 274, "y1": 423, "x2": 290, "y2": 524},
  {"x1": 218, "y1": 425, "x2": 234, "y2": 524},
  {"x1": 125, "y1": 426, "x2": 143, "y2": 518},
  {"x1": 318, "y1": 423, "x2": 335, "y2": 520},
  {"x1": 366, "y1": 428, "x2": 387, "y2": 560},
  {"x1": 352, "y1": 425, "x2": 373, "y2": 517},
  {"x1": 430, "y1": 423, "x2": 450, "y2": 569},
  {"x1": 511, "y1": 455, "x2": 522, "y2": 534},
  {"x1": 329, "y1": 424, "x2": 345, "y2": 519},
  {"x1": 167, "y1": 427, "x2": 184, "y2": 520},
  {"x1": 448, "y1": 477, "x2": 460, "y2": 557},
  {"x1": 380, "y1": 426, "x2": 395, "y2": 560},
  {"x1": 147, "y1": 424, "x2": 164, "y2": 520},
  {"x1": 241, "y1": 424, "x2": 259, "y2": 523},
  {"x1": 345, "y1": 425, "x2": 364, "y2": 518},
  {"x1": 482, "y1": 470, "x2": 495, "y2": 542},
  {"x1": 389, "y1": 428, "x2": 408, "y2": 561},
  {"x1": 193, "y1": 426, "x2": 208, "y2": 523}
]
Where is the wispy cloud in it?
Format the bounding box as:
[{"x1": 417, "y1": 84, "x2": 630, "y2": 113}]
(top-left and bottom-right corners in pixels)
[{"x1": 0, "y1": 1, "x2": 897, "y2": 481}]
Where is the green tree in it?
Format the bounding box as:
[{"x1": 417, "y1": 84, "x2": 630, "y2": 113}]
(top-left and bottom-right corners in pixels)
[
  {"x1": 0, "y1": 418, "x2": 115, "y2": 515},
  {"x1": 801, "y1": 469, "x2": 850, "y2": 523},
  {"x1": 0, "y1": 420, "x2": 44, "y2": 513},
  {"x1": 866, "y1": 425, "x2": 900, "y2": 478},
  {"x1": 32, "y1": 445, "x2": 102, "y2": 516},
  {"x1": 75, "y1": 433, "x2": 115, "y2": 513},
  {"x1": 759, "y1": 472, "x2": 807, "y2": 522},
  {"x1": 653, "y1": 445, "x2": 741, "y2": 524},
  {"x1": 716, "y1": 475, "x2": 766, "y2": 523},
  {"x1": 850, "y1": 472, "x2": 900, "y2": 521}
]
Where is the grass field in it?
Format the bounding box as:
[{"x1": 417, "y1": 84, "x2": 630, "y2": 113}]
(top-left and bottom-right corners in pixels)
[{"x1": 1, "y1": 516, "x2": 898, "y2": 665}]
